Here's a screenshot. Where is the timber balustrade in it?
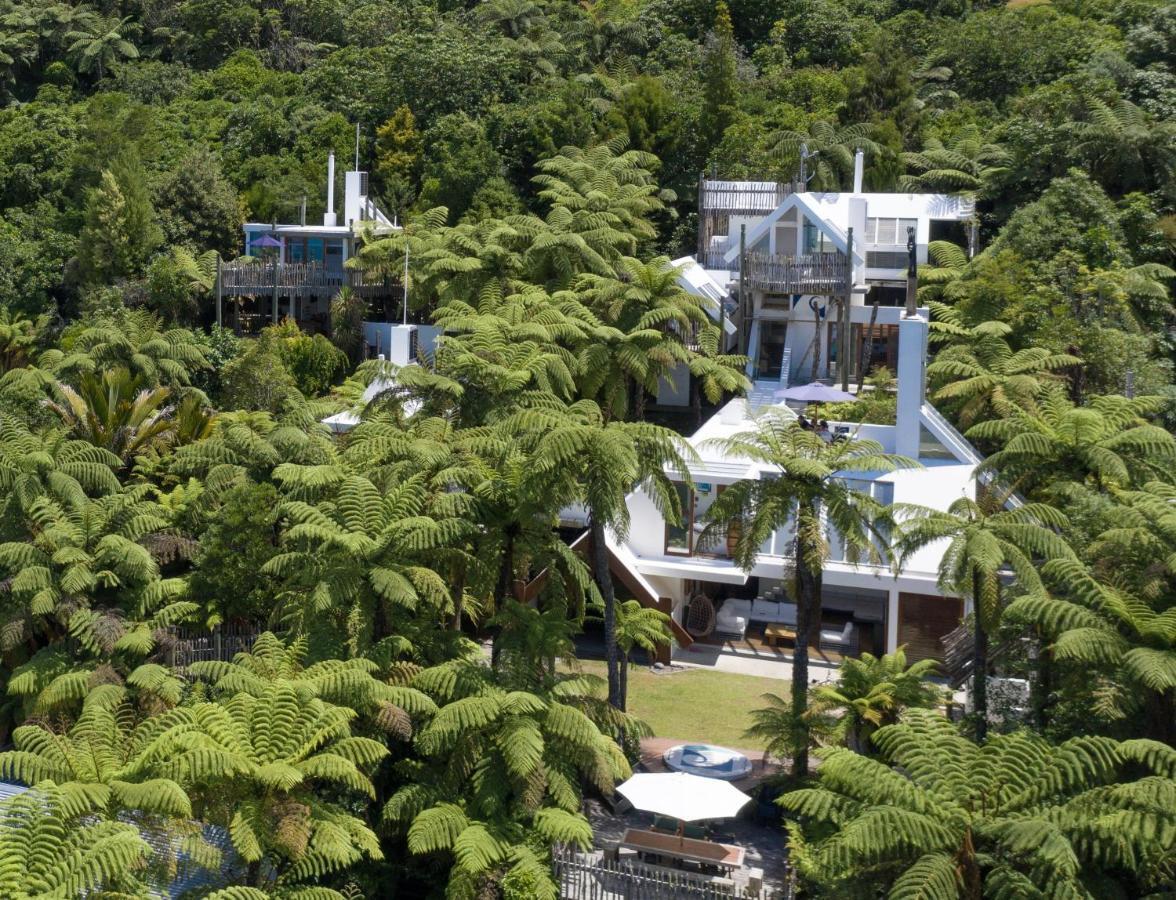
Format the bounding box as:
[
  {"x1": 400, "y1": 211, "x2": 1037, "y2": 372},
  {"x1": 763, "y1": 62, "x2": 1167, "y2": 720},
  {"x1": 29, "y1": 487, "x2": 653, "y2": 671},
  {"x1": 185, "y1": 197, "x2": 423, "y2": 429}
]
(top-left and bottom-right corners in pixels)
[{"x1": 218, "y1": 260, "x2": 396, "y2": 299}]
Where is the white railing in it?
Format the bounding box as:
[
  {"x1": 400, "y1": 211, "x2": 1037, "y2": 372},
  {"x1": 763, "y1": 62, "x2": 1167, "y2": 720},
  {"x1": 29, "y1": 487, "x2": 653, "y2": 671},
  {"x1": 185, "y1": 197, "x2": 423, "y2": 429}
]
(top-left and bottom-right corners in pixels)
[{"x1": 919, "y1": 402, "x2": 983, "y2": 465}]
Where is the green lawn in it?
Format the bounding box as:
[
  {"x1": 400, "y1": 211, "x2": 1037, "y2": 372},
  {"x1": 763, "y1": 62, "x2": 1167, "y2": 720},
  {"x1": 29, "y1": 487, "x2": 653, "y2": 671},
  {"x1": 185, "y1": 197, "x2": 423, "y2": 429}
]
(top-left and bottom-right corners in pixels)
[{"x1": 569, "y1": 659, "x2": 789, "y2": 750}]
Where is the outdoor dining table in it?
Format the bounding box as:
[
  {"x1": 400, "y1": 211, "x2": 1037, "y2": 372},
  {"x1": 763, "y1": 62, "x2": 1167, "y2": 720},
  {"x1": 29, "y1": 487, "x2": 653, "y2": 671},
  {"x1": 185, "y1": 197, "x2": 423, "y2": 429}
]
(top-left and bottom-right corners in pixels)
[{"x1": 620, "y1": 827, "x2": 745, "y2": 872}]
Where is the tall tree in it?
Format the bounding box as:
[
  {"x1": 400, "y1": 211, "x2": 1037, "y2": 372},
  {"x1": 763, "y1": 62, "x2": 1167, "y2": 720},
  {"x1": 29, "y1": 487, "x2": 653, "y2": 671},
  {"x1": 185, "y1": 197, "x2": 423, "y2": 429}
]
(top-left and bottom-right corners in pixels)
[
  {"x1": 772, "y1": 120, "x2": 881, "y2": 190},
  {"x1": 698, "y1": 1, "x2": 738, "y2": 159},
  {"x1": 968, "y1": 388, "x2": 1176, "y2": 497},
  {"x1": 702, "y1": 411, "x2": 915, "y2": 774},
  {"x1": 781, "y1": 709, "x2": 1176, "y2": 898},
  {"x1": 897, "y1": 491, "x2": 1074, "y2": 740},
  {"x1": 926, "y1": 318, "x2": 1079, "y2": 429},
  {"x1": 900, "y1": 125, "x2": 1010, "y2": 195},
  {"x1": 505, "y1": 395, "x2": 691, "y2": 710},
  {"x1": 76, "y1": 155, "x2": 163, "y2": 285},
  {"x1": 65, "y1": 14, "x2": 138, "y2": 80}
]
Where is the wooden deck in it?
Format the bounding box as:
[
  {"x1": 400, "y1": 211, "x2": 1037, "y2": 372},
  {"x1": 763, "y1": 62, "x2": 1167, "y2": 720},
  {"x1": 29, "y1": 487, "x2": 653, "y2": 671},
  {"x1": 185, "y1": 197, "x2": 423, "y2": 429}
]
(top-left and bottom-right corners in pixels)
[
  {"x1": 743, "y1": 251, "x2": 849, "y2": 295},
  {"x1": 218, "y1": 261, "x2": 399, "y2": 300}
]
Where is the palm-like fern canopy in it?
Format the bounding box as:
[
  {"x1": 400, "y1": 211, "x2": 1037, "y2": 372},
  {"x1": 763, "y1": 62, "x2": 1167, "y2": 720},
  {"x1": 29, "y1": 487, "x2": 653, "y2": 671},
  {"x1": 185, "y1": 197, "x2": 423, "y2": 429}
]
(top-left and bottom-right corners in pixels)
[
  {"x1": 969, "y1": 389, "x2": 1176, "y2": 494},
  {"x1": 781, "y1": 709, "x2": 1176, "y2": 898}
]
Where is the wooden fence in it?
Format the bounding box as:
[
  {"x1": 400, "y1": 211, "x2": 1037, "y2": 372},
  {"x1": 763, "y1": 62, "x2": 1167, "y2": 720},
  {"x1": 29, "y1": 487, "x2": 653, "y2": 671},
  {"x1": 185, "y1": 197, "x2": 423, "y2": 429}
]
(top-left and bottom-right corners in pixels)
[
  {"x1": 552, "y1": 846, "x2": 785, "y2": 900},
  {"x1": 167, "y1": 623, "x2": 266, "y2": 669},
  {"x1": 743, "y1": 252, "x2": 848, "y2": 295},
  {"x1": 218, "y1": 261, "x2": 396, "y2": 300}
]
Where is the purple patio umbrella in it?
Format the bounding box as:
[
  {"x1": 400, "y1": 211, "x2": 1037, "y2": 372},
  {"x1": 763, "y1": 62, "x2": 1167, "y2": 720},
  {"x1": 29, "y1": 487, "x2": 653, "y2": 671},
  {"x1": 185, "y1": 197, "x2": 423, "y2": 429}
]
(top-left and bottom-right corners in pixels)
[
  {"x1": 775, "y1": 381, "x2": 857, "y2": 403},
  {"x1": 250, "y1": 234, "x2": 283, "y2": 248}
]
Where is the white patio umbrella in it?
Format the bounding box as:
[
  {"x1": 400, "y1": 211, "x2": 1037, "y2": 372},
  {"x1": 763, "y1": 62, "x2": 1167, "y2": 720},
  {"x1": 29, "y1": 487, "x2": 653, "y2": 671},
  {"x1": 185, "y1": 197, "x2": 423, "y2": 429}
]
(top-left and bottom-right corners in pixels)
[{"x1": 615, "y1": 772, "x2": 752, "y2": 823}]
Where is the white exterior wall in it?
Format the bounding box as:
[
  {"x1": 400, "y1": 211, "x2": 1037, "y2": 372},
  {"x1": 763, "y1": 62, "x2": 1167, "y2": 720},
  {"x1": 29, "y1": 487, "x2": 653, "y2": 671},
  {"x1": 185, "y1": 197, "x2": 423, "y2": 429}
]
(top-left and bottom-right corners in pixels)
[{"x1": 361, "y1": 323, "x2": 443, "y2": 365}]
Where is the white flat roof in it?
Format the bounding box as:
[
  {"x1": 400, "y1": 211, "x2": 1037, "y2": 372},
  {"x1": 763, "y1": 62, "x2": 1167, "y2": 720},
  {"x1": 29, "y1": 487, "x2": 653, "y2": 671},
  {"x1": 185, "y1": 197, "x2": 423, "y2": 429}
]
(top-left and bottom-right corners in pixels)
[{"x1": 245, "y1": 223, "x2": 352, "y2": 235}]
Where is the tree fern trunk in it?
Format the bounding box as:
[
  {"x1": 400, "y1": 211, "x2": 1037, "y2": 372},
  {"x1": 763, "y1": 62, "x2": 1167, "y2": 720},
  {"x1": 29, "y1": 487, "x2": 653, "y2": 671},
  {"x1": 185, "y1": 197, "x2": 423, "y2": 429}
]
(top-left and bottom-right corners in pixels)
[
  {"x1": 792, "y1": 521, "x2": 822, "y2": 778},
  {"x1": 972, "y1": 570, "x2": 988, "y2": 743},
  {"x1": 490, "y1": 530, "x2": 517, "y2": 670},
  {"x1": 856, "y1": 300, "x2": 878, "y2": 390},
  {"x1": 591, "y1": 516, "x2": 623, "y2": 710},
  {"x1": 635, "y1": 379, "x2": 646, "y2": 422},
  {"x1": 619, "y1": 648, "x2": 629, "y2": 712},
  {"x1": 449, "y1": 564, "x2": 466, "y2": 632}
]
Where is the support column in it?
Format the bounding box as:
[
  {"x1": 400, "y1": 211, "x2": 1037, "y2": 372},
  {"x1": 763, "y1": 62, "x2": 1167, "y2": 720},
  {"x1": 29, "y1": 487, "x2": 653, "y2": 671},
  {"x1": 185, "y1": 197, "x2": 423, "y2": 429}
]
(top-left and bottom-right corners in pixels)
[
  {"x1": 886, "y1": 589, "x2": 900, "y2": 653},
  {"x1": 841, "y1": 227, "x2": 853, "y2": 392},
  {"x1": 271, "y1": 260, "x2": 279, "y2": 324},
  {"x1": 215, "y1": 255, "x2": 223, "y2": 328}
]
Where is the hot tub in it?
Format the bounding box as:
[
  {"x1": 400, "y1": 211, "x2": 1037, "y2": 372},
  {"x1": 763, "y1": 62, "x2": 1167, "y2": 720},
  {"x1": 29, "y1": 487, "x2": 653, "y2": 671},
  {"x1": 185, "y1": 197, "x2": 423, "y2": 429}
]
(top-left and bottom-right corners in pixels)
[{"x1": 662, "y1": 743, "x2": 752, "y2": 781}]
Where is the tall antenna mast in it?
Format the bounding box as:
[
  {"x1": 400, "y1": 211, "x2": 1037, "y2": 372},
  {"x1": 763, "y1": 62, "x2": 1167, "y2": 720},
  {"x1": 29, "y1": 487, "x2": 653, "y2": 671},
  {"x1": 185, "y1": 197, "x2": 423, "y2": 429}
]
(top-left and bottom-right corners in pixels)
[
  {"x1": 403, "y1": 239, "x2": 409, "y2": 326},
  {"x1": 354, "y1": 123, "x2": 360, "y2": 171}
]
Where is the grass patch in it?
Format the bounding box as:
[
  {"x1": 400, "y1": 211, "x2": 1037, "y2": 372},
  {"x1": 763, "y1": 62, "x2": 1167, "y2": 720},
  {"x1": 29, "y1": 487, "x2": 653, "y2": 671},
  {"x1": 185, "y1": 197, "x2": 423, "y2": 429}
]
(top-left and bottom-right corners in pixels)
[{"x1": 568, "y1": 659, "x2": 788, "y2": 751}]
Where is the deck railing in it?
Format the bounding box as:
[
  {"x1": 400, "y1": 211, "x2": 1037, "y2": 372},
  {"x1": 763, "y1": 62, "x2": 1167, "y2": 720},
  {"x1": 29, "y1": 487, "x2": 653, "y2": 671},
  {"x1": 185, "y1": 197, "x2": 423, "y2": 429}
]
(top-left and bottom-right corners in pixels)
[
  {"x1": 552, "y1": 846, "x2": 786, "y2": 900},
  {"x1": 699, "y1": 179, "x2": 792, "y2": 216},
  {"x1": 218, "y1": 261, "x2": 396, "y2": 299},
  {"x1": 743, "y1": 252, "x2": 848, "y2": 294}
]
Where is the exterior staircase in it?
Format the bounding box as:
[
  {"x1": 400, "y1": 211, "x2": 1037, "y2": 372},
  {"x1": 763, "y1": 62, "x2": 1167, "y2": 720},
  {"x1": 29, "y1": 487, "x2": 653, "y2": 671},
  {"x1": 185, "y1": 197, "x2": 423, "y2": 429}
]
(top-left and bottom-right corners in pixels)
[{"x1": 747, "y1": 348, "x2": 791, "y2": 410}]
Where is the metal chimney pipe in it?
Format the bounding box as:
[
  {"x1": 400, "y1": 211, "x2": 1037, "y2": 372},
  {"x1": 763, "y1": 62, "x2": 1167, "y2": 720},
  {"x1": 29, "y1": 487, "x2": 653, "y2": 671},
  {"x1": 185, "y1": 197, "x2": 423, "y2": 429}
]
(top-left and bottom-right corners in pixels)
[
  {"x1": 853, "y1": 149, "x2": 864, "y2": 193},
  {"x1": 324, "y1": 152, "x2": 336, "y2": 226}
]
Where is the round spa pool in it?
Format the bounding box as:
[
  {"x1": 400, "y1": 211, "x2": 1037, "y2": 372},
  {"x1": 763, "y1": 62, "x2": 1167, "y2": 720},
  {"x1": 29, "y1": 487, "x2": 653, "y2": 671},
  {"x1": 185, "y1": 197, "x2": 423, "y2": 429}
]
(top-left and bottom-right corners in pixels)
[{"x1": 662, "y1": 743, "x2": 752, "y2": 781}]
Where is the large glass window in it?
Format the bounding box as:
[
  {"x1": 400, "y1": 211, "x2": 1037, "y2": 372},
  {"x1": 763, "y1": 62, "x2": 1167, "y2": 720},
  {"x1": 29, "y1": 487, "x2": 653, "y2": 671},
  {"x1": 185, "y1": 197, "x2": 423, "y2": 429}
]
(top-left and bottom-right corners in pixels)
[
  {"x1": 324, "y1": 240, "x2": 343, "y2": 272},
  {"x1": 866, "y1": 217, "x2": 918, "y2": 245},
  {"x1": 307, "y1": 239, "x2": 324, "y2": 263},
  {"x1": 802, "y1": 218, "x2": 832, "y2": 254},
  {"x1": 665, "y1": 482, "x2": 692, "y2": 555}
]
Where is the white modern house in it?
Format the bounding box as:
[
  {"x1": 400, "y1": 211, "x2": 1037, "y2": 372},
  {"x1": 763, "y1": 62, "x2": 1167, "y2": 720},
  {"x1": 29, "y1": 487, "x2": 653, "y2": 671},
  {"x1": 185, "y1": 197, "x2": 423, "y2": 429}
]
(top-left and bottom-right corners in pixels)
[
  {"x1": 657, "y1": 151, "x2": 976, "y2": 410},
  {"x1": 615, "y1": 308, "x2": 980, "y2": 669},
  {"x1": 217, "y1": 150, "x2": 405, "y2": 347}
]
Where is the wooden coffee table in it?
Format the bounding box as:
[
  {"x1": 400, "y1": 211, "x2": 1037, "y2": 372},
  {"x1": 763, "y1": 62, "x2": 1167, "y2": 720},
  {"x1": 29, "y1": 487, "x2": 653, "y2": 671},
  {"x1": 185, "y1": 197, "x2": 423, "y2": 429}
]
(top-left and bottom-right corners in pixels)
[{"x1": 763, "y1": 623, "x2": 796, "y2": 647}]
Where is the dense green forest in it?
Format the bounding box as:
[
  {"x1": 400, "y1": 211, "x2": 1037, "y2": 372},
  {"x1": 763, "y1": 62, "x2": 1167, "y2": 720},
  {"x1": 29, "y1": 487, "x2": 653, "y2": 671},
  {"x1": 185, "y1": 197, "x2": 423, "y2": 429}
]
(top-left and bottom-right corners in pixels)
[{"x1": 0, "y1": 0, "x2": 1174, "y2": 897}]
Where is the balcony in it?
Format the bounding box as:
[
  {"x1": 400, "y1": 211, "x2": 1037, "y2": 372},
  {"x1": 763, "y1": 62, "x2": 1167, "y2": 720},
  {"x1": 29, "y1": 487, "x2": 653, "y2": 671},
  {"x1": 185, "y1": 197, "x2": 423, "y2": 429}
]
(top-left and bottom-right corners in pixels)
[
  {"x1": 218, "y1": 261, "x2": 398, "y2": 301},
  {"x1": 744, "y1": 251, "x2": 848, "y2": 294}
]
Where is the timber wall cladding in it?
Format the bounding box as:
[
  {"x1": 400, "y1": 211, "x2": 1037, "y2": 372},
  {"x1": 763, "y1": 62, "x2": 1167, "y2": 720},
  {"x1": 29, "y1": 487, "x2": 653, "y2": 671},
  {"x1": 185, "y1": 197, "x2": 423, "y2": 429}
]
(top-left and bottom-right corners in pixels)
[{"x1": 898, "y1": 592, "x2": 963, "y2": 663}]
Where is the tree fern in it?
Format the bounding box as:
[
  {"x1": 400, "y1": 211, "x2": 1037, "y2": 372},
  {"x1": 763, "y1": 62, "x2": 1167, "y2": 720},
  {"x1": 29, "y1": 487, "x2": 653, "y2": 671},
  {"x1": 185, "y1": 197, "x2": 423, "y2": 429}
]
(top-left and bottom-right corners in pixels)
[{"x1": 781, "y1": 709, "x2": 1176, "y2": 898}]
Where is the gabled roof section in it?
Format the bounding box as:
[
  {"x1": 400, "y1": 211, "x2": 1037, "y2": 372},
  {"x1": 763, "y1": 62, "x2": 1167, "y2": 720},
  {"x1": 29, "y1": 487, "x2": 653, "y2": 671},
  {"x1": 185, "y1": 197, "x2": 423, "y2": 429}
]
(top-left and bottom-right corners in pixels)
[
  {"x1": 722, "y1": 193, "x2": 865, "y2": 267},
  {"x1": 671, "y1": 256, "x2": 737, "y2": 335}
]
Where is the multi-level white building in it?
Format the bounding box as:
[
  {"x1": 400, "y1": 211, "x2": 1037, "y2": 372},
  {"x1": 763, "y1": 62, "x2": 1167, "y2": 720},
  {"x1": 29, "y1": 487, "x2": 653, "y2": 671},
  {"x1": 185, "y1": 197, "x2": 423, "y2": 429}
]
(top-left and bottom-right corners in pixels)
[
  {"x1": 658, "y1": 151, "x2": 976, "y2": 410},
  {"x1": 218, "y1": 151, "x2": 407, "y2": 354},
  {"x1": 613, "y1": 311, "x2": 980, "y2": 669},
  {"x1": 625, "y1": 160, "x2": 984, "y2": 669}
]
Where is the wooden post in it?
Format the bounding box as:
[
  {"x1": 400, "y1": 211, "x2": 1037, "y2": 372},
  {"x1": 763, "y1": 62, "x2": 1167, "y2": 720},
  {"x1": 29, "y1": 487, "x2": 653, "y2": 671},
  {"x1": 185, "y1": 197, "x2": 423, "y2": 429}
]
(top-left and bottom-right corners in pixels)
[
  {"x1": 841, "y1": 226, "x2": 853, "y2": 392},
  {"x1": 215, "y1": 255, "x2": 223, "y2": 328},
  {"x1": 271, "y1": 259, "x2": 279, "y2": 324},
  {"x1": 905, "y1": 225, "x2": 918, "y2": 318},
  {"x1": 738, "y1": 224, "x2": 747, "y2": 356}
]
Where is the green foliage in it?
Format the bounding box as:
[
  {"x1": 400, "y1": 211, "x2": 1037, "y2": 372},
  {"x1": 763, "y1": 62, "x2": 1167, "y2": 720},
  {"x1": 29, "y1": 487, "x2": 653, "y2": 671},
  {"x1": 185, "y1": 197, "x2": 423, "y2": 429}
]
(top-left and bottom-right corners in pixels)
[
  {"x1": 264, "y1": 321, "x2": 349, "y2": 397},
  {"x1": 702, "y1": 411, "x2": 918, "y2": 773},
  {"x1": 781, "y1": 710, "x2": 1176, "y2": 898},
  {"x1": 156, "y1": 147, "x2": 245, "y2": 257},
  {"x1": 188, "y1": 480, "x2": 282, "y2": 622},
  {"x1": 77, "y1": 159, "x2": 163, "y2": 285},
  {"x1": 0, "y1": 782, "x2": 151, "y2": 898}
]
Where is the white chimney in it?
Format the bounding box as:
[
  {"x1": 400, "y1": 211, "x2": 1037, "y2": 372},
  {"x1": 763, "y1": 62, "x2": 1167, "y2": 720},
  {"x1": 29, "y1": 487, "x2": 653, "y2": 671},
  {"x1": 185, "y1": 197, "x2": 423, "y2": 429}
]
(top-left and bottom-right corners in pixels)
[
  {"x1": 853, "y1": 149, "x2": 864, "y2": 194},
  {"x1": 324, "y1": 152, "x2": 337, "y2": 226},
  {"x1": 895, "y1": 314, "x2": 928, "y2": 459}
]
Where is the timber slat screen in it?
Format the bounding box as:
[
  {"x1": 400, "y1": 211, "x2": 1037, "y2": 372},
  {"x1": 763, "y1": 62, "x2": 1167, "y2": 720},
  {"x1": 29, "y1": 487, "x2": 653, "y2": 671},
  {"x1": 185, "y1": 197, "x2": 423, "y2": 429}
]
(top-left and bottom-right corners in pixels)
[
  {"x1": 552, "y1": 846, "x2": 785, "y2": 900},
  {"x1": 167, "y1": 623, "x2": 265, "y2": 669},
  {"x1": 219, "y1": 261, "x2": 393, "y2": 299},
  {"x1": 743, "y1": 251, "x2": 848, "y2": 294},
  {"x1": 697, "y1": 178, "x2": 793, "y2": 260},
  {"x1": 699, "y1": 180, "x2": 790, "y2": 216}
]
